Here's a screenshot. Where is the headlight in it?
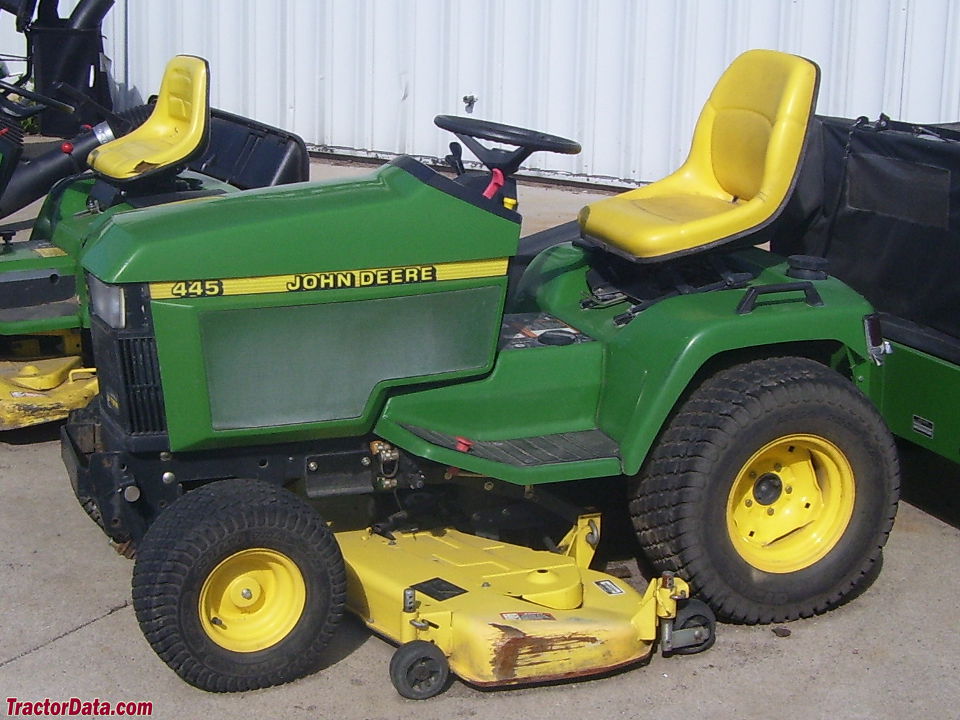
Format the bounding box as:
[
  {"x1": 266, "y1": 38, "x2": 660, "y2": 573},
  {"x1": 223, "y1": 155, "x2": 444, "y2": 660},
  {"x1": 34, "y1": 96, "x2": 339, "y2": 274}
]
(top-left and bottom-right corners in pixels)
[{"x1": 88, "y1": 275, "x2": 126, "y2": 329}]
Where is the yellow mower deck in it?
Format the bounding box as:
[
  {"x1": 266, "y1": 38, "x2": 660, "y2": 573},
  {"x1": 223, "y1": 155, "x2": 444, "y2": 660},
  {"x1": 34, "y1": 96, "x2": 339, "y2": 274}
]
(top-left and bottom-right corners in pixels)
[
  {"x1": 0, "y1": 356, "x2": 97, "y2": 430},
  {"x1": 336, "y1": 515, "x2": 698, "y2": 693}
]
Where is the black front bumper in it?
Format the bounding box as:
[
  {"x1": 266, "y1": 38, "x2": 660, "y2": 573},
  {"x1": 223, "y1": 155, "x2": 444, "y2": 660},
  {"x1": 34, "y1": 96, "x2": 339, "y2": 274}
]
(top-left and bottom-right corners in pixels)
[
  {"x1": 61, "y1": 402, "x2": 179, "y2": 543},
  {"x1": 61, "y1": 400, "x2": 378, "y2": 544}
]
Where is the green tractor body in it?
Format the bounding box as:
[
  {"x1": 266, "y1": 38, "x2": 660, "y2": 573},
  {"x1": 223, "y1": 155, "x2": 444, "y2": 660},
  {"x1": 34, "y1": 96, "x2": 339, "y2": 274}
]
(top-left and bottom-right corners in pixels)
[
  {"x1": 75, "y1": 156, "x2": 878, "y2": 465},
  {"x1": 55, "y1": 66, "x2": 904, "y2": 695},
  {"x1": 64, "y1": 139, "x2": 895, "y2": 587}
]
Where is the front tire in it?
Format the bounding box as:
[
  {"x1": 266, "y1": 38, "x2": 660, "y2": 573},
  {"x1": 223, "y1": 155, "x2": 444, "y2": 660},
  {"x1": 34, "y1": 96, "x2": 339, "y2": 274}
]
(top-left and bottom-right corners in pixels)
[
  {"x1": 132, "y1": 479, "x2": 345, "y2": 691},
  {"x1": 667, "y1": 598, "x2": 716, "y2": 656},
  {"x1": 389, "y1": 641, "x2": 450, "y2": 700},
  {"x1": 630, "y1": 357, "x2": 899, "y2": 624}
]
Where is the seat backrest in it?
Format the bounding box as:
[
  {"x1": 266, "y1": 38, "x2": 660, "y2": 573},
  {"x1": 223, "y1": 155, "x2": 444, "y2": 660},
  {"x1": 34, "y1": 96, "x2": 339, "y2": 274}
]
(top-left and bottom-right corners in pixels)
[
  {"x1": 153, "y1": 55, "x2": 209, "y2": 146},
  {"x1": 692, "y1": 49, "x2": 819, "y2": 202},
  {"x1": 88, "y1": 55, "x2": 210, "y2": 182}
]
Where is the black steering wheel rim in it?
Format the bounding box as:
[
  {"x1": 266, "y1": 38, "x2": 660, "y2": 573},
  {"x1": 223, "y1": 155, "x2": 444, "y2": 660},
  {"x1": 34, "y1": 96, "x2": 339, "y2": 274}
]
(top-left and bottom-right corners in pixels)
[{"x1": 434, "y1": 115, "x2": 581, "y2": 155}]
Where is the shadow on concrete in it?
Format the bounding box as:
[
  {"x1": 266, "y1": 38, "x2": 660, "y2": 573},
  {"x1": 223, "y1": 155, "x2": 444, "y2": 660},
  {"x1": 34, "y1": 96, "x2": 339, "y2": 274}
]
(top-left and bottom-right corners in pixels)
[
  {"x1": 0, "y1": 218, "x2": 35, "y2": 234},
  {"x1": 897, "y1": 439, "x2": 960, "y2": 530},
  {"x1": 317, "y1": 614, "x2": 375, "y2": 672},
  {"x1": 1, "y1": 420, "x2": 63, "y2": 445}
]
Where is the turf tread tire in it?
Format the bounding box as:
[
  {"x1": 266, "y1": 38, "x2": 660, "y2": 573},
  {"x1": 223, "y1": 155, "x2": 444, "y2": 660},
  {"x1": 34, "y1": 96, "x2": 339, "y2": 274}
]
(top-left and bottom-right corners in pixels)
[
  {"x1": 132, "y1": 479, "x2": 346, "y2": 692},
  {"x1": 629, "y1": 357, "x2": 899, "y2": 625}
]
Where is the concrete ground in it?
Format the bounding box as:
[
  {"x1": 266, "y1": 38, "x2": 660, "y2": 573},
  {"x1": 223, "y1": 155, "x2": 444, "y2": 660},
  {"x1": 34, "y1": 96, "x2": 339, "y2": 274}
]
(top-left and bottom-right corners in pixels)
[{"x1": 1, "y1": 159, "x2": 959, "y2": 720}]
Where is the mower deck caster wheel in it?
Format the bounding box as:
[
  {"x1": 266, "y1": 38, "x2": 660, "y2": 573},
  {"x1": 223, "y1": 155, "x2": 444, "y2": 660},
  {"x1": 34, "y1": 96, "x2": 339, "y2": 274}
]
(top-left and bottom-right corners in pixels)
[
  {"x1": 389, "y1": 641, "x2": 450, "y2": 699},
  {"x1": 667, "y1": 598, "x2": 717, "y2": 656}
]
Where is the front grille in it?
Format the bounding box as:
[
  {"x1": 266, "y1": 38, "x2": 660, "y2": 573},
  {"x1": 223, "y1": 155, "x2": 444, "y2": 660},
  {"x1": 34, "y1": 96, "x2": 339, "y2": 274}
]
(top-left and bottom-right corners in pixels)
[{"x1": 118, "y1": 336, "x2": 166, "y2": 434}]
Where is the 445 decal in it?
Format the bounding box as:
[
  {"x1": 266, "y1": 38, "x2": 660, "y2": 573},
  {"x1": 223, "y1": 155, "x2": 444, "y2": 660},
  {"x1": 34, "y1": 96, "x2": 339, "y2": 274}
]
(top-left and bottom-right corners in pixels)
[{"x1": 167, "y1": 279, "x2": 225, "y2": 298}]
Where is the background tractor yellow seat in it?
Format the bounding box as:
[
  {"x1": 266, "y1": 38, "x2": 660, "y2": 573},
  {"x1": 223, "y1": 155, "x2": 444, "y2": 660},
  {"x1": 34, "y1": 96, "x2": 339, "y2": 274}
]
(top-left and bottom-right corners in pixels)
[
  {"x1": 88, "y1": 55, "x2": 210, "y2": 182},
  {"x1": 579, "y1": 49, "x2": 820, "y2": 262}
]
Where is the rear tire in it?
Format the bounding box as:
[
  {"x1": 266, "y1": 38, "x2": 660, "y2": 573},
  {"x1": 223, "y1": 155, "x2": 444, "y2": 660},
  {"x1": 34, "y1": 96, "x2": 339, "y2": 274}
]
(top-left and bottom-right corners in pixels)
[
  {"x1": 630, "y1": 357, "x2": 899, "y2": 624},
  {"x1": 132, "y1": 479, "x2": 345, "y2": 691}
]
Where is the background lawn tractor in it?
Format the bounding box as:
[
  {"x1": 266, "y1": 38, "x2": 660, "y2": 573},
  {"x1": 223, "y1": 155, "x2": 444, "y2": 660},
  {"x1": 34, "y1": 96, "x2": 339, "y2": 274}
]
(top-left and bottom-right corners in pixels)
[
  {"x1": 0, "y1": 55, "x2": 309, "y2": 431},
  {"x1": 61, "y1": 50, "x2": 899, "y2": 696}
]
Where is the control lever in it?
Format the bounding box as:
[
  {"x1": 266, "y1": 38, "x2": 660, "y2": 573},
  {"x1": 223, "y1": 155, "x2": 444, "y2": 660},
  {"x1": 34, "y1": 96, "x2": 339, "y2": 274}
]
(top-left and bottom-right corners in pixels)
[
  {"x1": 52, "y1": 81, "x2": 132, "y2": 134},
  {"x1": 445, "y1": 141, "x2": 466, "y2": 176},
  {"x1": 0, "y1": 79, "x2": 74, "y2": 119}
]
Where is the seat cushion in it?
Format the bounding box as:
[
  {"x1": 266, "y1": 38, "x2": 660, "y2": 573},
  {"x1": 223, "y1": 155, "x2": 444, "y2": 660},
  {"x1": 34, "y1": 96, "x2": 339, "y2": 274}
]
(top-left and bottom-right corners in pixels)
[
  {"x1": 579, "y1": 187, "x2": 776, "y2": 259},
  {"x1": 88, "y1": 137, "x2": 180, "y2": 177}
]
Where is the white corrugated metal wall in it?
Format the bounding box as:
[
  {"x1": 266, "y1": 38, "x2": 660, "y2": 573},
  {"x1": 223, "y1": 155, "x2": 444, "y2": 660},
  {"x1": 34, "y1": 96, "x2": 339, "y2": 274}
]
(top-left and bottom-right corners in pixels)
[{"x1": 3, "y1": 0, "x2": 960, "y2": 184}]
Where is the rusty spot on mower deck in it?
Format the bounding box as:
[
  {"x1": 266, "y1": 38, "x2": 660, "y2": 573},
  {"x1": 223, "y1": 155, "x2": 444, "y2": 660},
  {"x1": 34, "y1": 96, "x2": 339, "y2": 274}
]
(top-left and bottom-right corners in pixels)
[
  {"x1": 16, "y1": 402, "x2": 66, "y2": 417},
  {"x1": 490, "y1": 623, "x2": 599, "y2": 681},
  {"x1": 0, "y1": 401, "x2": 68, "y2": 430}
]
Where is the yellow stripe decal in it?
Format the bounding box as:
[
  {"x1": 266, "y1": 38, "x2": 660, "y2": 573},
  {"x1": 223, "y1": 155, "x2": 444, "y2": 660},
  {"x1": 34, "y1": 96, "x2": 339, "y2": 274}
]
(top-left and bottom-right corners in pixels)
[
  {"x1": 34, "y1": 246, "x2": 68, "y2": 258},
  {"x1": 149, "y1": 258, "x2": 509, "y2": 300}
]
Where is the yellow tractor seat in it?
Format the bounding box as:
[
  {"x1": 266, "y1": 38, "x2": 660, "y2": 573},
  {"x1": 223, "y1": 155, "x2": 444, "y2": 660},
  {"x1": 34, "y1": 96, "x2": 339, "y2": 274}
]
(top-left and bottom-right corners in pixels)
[
  {"x1": 579, "y1": 49, "x2": 820, "y2": 262},
  {"x1": 87, "y1": 55, "x2": 210, "y2": 183}
]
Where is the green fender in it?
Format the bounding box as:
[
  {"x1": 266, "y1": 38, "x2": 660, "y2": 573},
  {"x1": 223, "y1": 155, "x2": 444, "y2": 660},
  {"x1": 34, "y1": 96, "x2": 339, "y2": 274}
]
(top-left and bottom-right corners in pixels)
[{"x1": 525, "y1": 244, "x2": 879, "y2": 477}]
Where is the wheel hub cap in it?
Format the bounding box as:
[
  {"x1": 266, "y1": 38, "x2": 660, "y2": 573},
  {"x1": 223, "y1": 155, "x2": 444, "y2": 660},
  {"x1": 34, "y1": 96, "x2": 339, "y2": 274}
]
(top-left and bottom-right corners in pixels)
[
  {"x1": 198, "y1": 548, "x2": 306, "y2": 653},
  {"x1": 228, "y1": 575, "x2": 262, "y2": 608},
  {"x1": 726, "y1": 434, "x2": 856, "y2": 574},
  {"x1": 412, "y1": 662, "x2": 434, "y2": 682},
  {"x1": 752, "y1": 473, "x2": 783, "y2": 505}
]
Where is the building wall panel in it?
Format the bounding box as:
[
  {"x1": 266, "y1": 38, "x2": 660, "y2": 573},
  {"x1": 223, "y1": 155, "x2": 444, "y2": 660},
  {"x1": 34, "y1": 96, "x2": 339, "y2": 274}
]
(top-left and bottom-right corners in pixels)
[{"x1": 3, "y1": 1, "x2": 960, "y2": 184}]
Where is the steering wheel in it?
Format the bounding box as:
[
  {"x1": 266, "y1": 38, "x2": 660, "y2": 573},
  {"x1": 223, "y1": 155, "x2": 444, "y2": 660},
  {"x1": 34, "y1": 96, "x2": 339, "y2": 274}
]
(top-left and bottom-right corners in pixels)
[
  {"x1": 434, "y1": 115, "x2": 580, "y2": 177},
  {"x1": 0, "y1": 79, "x2": 75, "y2": 120}
]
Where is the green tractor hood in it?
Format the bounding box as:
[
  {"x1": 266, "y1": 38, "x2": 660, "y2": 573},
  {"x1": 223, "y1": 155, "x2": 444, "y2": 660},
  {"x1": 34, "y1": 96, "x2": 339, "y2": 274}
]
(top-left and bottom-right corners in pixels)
[
  {"x1": 83, "y1": 160, "x2": 523, "y2": 451},
  {"x1": 82, "y1": 162, "x2": 520, "y2": 285}
]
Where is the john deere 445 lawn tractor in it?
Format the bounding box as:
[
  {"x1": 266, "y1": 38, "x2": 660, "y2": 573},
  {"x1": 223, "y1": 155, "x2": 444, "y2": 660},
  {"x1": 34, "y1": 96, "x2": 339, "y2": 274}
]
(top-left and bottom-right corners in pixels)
[{"x1": 60, "y1": 49, "x2": 899, "y2": 697}]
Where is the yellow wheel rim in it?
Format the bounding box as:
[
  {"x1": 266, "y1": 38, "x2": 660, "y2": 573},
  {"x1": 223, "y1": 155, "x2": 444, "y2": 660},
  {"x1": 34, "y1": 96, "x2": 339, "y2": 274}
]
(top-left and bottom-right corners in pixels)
[
  {"x1": 199, "y1": 548, "x2": 306, "y2": 653},
  {"x1": 726, "y1": 434, "x2": 855, "y2": 574}
]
